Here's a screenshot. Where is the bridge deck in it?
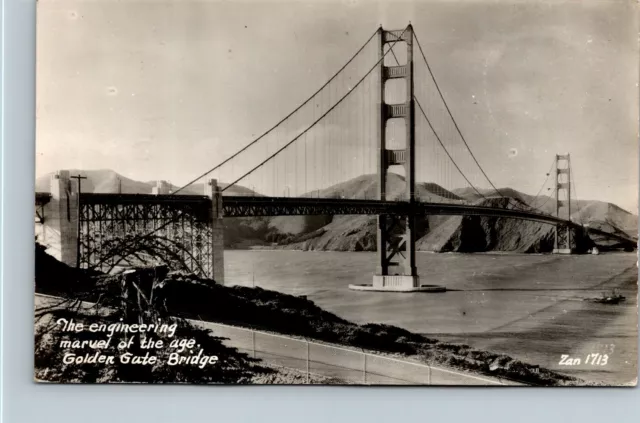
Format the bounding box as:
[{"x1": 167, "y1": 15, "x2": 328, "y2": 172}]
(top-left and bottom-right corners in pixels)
[
  {"x1": 79, "y1": 193, "x2": 209, "y2": 205},
  {"x1": 220, "y1": 195, "x2": 562, "y2": 223},
  {"x1": 34, "y1": 192, "x2": 637, "y2": 246},
  {"x1": 219, "y1": 196, "x2": 636, "y2": 245}
]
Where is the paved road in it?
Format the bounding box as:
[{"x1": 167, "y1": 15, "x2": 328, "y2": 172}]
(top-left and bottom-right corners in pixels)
[{"x1": 195, "y1": 320, "x2": 513, "y2": 385}]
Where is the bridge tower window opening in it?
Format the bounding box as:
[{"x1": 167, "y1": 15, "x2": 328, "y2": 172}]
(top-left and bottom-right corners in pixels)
[{"x1": 384, "y1": 79, "x2": 407, "y2": 107}]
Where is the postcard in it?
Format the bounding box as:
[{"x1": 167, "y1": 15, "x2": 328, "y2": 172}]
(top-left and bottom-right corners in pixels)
[{"x1": 34, "y1": 0, "x2": 638, "y2": 386}]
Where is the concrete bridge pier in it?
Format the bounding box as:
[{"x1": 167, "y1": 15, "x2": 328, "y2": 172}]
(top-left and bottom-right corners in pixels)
[
  {"x1": 49, "y1": 170, "x2": 80, "y2": 267},
  {"x1": 152, "y1": 180, "x2": 172, "y2": 195},
  {"x1": 553, "y1": 225, "x2": 573, "y2": 255},
  {"x1": 207, "y1": 179, "x2": 225, "y2": 284}
]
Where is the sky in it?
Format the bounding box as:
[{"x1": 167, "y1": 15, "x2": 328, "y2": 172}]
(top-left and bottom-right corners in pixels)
[{"x1": 36, "y1": 0, "x2": 639, "y2": 211}]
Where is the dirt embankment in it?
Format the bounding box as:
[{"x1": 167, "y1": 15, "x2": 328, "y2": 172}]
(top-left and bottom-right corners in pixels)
[
  {"x1": 35, "y1": 244, "x2": 593, "y2": 386},
  {"x1": 34, "y1": 244, "x2": 337, "y2": 385}
]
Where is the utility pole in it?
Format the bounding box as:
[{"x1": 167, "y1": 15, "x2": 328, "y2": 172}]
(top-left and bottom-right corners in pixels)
[{"x1": 70, "y1": 174, "x2": 87, "y2": 268}]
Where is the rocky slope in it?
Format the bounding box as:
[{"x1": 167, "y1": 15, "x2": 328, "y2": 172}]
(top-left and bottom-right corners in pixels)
[
  {"x1": 417, "y1": 197, "x2": 593, "y2": 253},
  {"x1": 454, "y1": 187, "x2": 637, "y2": 237}
]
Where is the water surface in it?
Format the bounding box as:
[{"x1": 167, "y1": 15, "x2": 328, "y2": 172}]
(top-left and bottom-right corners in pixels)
[{"x1": 225, "y1": 250, "x2": 637, "y2": 384}]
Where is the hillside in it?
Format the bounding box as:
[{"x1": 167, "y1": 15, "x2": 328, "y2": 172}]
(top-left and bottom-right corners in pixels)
[
  {"x1": 573, "y1": 201, "x2": 638, "y2": 235},
  {"x1": 35, "y1": 169, "x2": 637, "y2": 252},
  {"x1": 417, "y1": 197, "x2": 593, "y2": 253},
  {"x1": 242, "y1": 176, "x2": 633, "y2": 253},
  {"x1": 311, "y1": 174, "x2": 463, "y2": 203},
  {"x1": 224, "y1": 173, "x2": 462, "y2": 249},
  {"x1": 453, "y1": 186, "x2": 638, "y2": 240},
  {"x1": 35, "y1": 169, "x2": 258, "y2": 197},
  {"x1": 272, "y1": 197, "x2": 593, "y2": 253},
  {"x1": 36, "y1": 169, "x2": 153, "y2": 194}
]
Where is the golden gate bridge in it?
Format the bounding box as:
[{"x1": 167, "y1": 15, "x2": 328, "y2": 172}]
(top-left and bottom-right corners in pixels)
[{"x1": 34, "y1": 24, "x2": 637, "y2": 292}]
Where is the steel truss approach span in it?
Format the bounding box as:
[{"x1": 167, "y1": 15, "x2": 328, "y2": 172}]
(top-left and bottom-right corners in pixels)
[{"x1": 77, "y1": 193, "x2": 213, "y2": 276}]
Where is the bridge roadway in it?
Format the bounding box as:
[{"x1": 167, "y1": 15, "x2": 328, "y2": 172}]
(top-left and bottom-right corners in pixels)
[
  {"x1": 222, "y1": 196, "x2": 637, "y2": 246},
  {"x1": 36, "y1": 192, "x2": 637, "y2": 246}
]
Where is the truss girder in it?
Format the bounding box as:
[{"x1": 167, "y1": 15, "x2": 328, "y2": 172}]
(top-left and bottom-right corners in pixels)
[{"x1": 78, "y1": 194, "x2": 212, "y2": 278}]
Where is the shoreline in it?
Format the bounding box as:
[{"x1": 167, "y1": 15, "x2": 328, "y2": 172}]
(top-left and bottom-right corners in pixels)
[{"x1": 233, "y1": 246, "x2": 619, "y2": 257}]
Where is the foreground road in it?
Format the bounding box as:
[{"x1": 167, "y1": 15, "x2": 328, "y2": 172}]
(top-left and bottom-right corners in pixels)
[{"x1": 193, "y1": 319, "x2": 516, "y2": 385}]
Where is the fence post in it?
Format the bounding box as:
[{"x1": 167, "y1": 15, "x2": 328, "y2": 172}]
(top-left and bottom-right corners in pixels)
[
  {"x1": 306, "y1": 341, "x2": 310, "y2": 384},
  {"x1": 252, "y1": 331, "x2": 256, "y2": 359},
  {"x1": 363, "y1": 352, "x2": 367, "y2": 384}
]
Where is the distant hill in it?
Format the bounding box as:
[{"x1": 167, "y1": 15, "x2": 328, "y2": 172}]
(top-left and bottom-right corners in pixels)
[
  {"x1": 35, "y1": 169, "x2": 637, "y2": 252},
  {"x1": 228, "y1": 173, "x2": 463, "y2": 248},
  {"x1": 572, "y1": 201, "x2": 637, "y2": 236},
  {"x1": 453, "y1": 186, "x2": 638, "y2": 240},
  {"x1": 454, "y1": 187, "x2": 561, "y2": 215},
  {"x1": 36, "y1": 169, "x2": 153, "y2": 194},
  {"x1": 248, "y1": 176, "x2": 636, "y2": 252},
  {"x1": 416, "y1": 197, "x2": 593, "y2": 253},
  {"x1": 35, "y1": 169, "x2": 259, "y2": 197},
  {"x1": 271, "y1": 196, "x2": 594, "y2": 253},
  {"x1": 310, "y1": 173, "x2": 463, "y2": 203}
]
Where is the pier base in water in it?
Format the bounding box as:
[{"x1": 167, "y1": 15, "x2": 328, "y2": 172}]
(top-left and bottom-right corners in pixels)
[
  {"x1": 349, "y1": 275, "x2": 446, "y2": 293},
  {"x1": 552, "y1": 248, "x2": 573, "y2": 254}
]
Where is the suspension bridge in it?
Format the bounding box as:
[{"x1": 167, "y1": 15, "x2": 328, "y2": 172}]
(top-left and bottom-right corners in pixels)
[{"x1": 35, "y1": 24, "x2": 636, "y2": 292}]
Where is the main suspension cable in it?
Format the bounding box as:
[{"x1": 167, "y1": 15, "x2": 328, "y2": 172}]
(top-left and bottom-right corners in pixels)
[
  {"x1": 173, "y1": 28, "x2": 379, "y2": 195},
  {"x1": 414, "y1": 97, "x2": 487, "y2": 200},
  {"x1": 413, "y1": 31, "x2": 526, "y2": 209},
  {"x1": 92, "y1": 29, "x2": 383, "y2": 268},
  {"x1": 221, "y1": 27, "x2": 410, "y2": 192},
  {"x1": 569, "y1": 157, "x2": 585, "y2": 225},
  {"x1": 386, "y1": 46, "x2": 486, "y2": 200},
  {"x1": 531, "y1": 159, "x2": 556, "y2": 203}
]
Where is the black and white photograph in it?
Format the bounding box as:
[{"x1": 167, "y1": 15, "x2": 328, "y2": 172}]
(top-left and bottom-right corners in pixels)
[{"x1": 33, "y1": 0, "x2": 638, "y2": 386}]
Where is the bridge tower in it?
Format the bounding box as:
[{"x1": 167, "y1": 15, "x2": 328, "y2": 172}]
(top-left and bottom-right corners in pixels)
[
  {"x1": 48, "y1": 170, "x2": 80, "y2": 267},
  {"x1": 553, "y1": 154, "x2": 573, "y2": 254},
  {"x1": 372, "y1": 25, "x2": 420, "y2": 290}
]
